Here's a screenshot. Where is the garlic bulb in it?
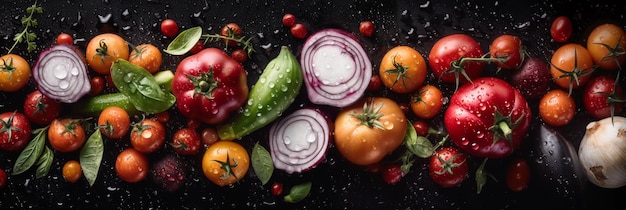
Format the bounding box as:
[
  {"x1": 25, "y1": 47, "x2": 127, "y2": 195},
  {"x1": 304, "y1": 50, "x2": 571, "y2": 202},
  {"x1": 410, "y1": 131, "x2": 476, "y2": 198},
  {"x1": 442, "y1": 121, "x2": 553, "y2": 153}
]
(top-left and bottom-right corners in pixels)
[{"x1": 578, "y1": 116, "x2": 626, "y2": 188}]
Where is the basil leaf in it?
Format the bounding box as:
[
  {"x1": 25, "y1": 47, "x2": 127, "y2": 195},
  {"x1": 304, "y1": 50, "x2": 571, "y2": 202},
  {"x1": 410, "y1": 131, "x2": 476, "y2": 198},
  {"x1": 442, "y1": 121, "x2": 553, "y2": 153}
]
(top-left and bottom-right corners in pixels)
[
  {"x1": 35, "y1": 146, "x2": 54, "y2": 179},
  {"x1": 111, "y1": 59, "x2": 176, "y2": 114},
  {"x1": 164, "y1": 26, "x2": 203, "y2": 55},
  {"x1": 404, "y1": 121, "x2": 433, "y2": 158},
  {"x1": 12, "y1": 127, "x2": 47, "y2": 175},
  {"x1": 251, "y1": 142, "x2": 273, "y2": 185},
  {"x1": 80, "y1": 129, "x2": 104, "y2": 187},
  {"x1": 284, "y1": 182, "x2": 312, "y2": 203}
]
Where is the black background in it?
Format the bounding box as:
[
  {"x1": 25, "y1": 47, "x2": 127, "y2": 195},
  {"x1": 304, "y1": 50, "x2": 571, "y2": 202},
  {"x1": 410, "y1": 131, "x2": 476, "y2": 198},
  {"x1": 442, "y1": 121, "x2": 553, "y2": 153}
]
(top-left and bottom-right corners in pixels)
[{"x1": 1, "y1": 0, "x2": 626, "y2": 209}]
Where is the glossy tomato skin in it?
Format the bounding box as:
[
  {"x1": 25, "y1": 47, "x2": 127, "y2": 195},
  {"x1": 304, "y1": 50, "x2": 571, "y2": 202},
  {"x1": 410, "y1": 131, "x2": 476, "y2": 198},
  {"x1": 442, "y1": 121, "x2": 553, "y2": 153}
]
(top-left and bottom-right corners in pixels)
[
  {"x1": 428, "y1": 34, "x2": 485, "y2": 84},
  {"x1": 171, "y1": 128, "x2": 201, "y2": 155},
  {"x1": 160, "y1": 19, "x2": 179, "y2": 38},
  {"x1": 379, "y1": 46, "x2": 427, "y2": 94},
  {"x1": 130, "y1": 118, "x2": 166, "y2": 154},
  {"x1": 550, "y1": 43, "x2": 595, "y2": 92},
  {"x1": 85, "y1": 33, "x2": 129, "y2": 75},
  {"x1": 115, "y1": 148, "x2": 149, "y2": 183},
  {"x1": 129, "y1": 43, "x2": 162, "y2": 74},
  {"x1": 359, "y1": 21, "x2": 375, "y2": 37},
  {"x1": 62, "y1": 160, "x2": 83, "y2": 183},
  {"x1": 334, "y1": 97, "x2": 407, "y2": 166},
  {"x1": 98, "y1": 106, "x2": 131, "y2": 139},
  {"x1": 410, "y1": 85, "x2": 444, "y2": 119},
  {"x1": 56, "y1": 33, "x2": 74, "y2": 45},
  {"x1": 202, "y1": 140, "x2": 250, "y2": 187},
  {"x1": 0, "y1": 168, "x2": 6, "y2": 188},
  {"x1": 0, "y1": 54, "x2": 31, "y2": 92},
  {"x1": 220, "y1": 23, "x2": 242, "y2": 46},
  {"x1": 587, "y1": 23, "x2": 626, "y2": 71},
  {"x1": 539, "y1": 89, "x2": 576, "y2": 127},
  {"x1": 583, "y1": 75, "x2": 623, "y2": 119},
  {"x1": 489, "y1": 34, "x2": 523, "y2": 69},
  {"x1": 48, "y1": 118, "x2": 85, "y2": 153},
  {"x1": 444, "y1": 77, "x2": 531, "y2": 158},
  {"x1": 23, "y1": 90, "x2": 62, "y2": 125},
  {"x1": 506, "y1": 158, "x2": 530, "y2": 192},
  {"x1": 550, "y1": 16, "x2": 572, "y2": 43},
  {"x1": 428, "y1": 147, "x2": 469, "y2": 188},
  {"x1": 0, "y1": 112, "x2": 31, "y2": 151}
]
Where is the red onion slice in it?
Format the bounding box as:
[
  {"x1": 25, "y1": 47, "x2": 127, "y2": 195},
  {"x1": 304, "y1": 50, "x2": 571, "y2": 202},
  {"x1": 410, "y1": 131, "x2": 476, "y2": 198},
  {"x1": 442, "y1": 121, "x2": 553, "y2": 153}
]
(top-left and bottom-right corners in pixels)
[
  {"x1": 300, "y1": 29, "x2": 372, "y2": 107},
  {"x1": 269, "y1": 108, "x2": 331, "y2": 174},
  {"x1": 33, "y1": 44, "x2": 91, "y2": 103}
]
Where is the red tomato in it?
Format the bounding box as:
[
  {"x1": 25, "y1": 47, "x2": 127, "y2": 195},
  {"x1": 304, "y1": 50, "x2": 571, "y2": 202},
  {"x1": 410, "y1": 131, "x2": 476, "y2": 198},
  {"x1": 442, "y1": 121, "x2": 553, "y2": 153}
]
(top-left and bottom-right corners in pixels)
[
  {"x1": 506, "y1": 158, "x2": 530, "y2": 192},
  {"x1": 367, "y1": 75, "x2": 382, "y2": 91},
  {"x1": 429, "y1": 147, "x2": 469, "y2": 188},
  {"x1": 160, "y1": 19, "x2": 179, "y2": 38},
  {"x1": 444, "y1": 77, "x2": 532, "y2": 158},
  {"x1": 56, "y1": 33, "x2": 74, "y2": 45},
  {"x1": 359, "y1": 21, "x2": 375, "y2": 37},
  {"x1": 98, "y1": 106, "x2": 131, "y2": 139},
  {"x1": 0, "y1": 168, "x2": 6, "y2": 188},
  {"x1": 583, "y1": 75, "x2": 624, "y2": 119},
  {"x1": 231, "y1": 49, "x2": 248, "y2": 63},
  {"x1": 201, "y1": 127, "x2": 219, "y2": 148},
  {"x1": 115, "y1": 148, "x2": 149, "y2": 183},
  {"x1": 172, "y1": 128, "x2": 201, "y2": 155},
  {"x1": 489, "y1": 34, "x2": 523, "y2": 69},
  {"x1": 428, "y1": 34, "x2": 485, "y2": 89},
  {"x1": 85, "y1": 33, "x2": 129, "y2": 75},
  {"x1": 271, "y1": 182, "x2": 284, "y2": 196},
  {"x1": 189, "y1": 40, "x2": 205, "y2": 54},
  {"x1": 586, "y1": 23, "x2": 626, "y2": 71},
  {"x1": 48, "y1": 118, "x2": 85, "y2": 153},
  {"x1": 550, "y1": 16, "x2": 572, "y2": 43},
  {"x1": 290, "y1": 23, "x2": 307, "y2": 39},
  {"x1": 130, "y1": 118, "x2": 166, "y2": 153},
  {"x1": 220, "y1": 23, "x2": 243, "y2": 47},
  {"x1": 412, "y1": 120, "x2": 430, "y2": 137},
  {"x1": 539, "y1": 89, "x2": 576, "y2": 126},
  {"x1": 23, "y1": 90, "x2": 62, "y2": 125},
  {"x1": 89, "y1": 76, "x2": 105, "y2": 96},
  {"x1": 282, "y1": 14, "x2": 296, "y2": 27},
  {"x1": 550, "y1": 43, "x2": 595, "y2": 95},
  {"x1": 0, "y1": 111, "x2": 31, "y2": 151}
]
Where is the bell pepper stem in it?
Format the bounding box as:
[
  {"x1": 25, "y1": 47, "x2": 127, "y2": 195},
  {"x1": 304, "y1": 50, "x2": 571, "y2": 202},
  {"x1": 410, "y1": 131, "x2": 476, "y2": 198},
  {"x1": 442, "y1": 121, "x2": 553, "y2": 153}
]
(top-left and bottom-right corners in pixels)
[{"x1": 498, "y1": 121, "x2": 512, "y2": 139}]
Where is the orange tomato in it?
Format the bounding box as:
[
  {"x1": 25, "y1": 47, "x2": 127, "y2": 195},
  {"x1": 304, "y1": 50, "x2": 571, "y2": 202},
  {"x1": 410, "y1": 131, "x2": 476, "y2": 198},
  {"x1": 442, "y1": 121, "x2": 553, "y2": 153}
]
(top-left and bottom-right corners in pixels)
[
  {"x1": 129, "y1": 43, "x2": 162, "y2": 74},
  {"x1": 48, "y1": 118, "x2": 86, "y2": 153},
  {"x1": 202, "y1": 140, "x2": 250, "y2": 186},
  {"x1": 539, "y1": 89, "x2": 576, "y2": 126},
  {"x1": 115, "y1": 148, "x2": 149, "y2": 183},
  {"x1": 98, "y1": 106, "x2": 131, "y2": 139},
  {"x1": 62, "y1": 160, "x2": 83, "y2": 183},
  {"x1": 586, "y1": 23, "x2": 626, "y2": 71},
  {"x1": 410, "y1": 85, "x2": 444, "y2": 119},
  {"x1": 130, "y1": 118, "x2": 166, "y2": 153},
  {"x1": 550, "y1": 43, "x2": 594, "y2": 94},
  {"x1": 379, "y1": 46, "x2": 427, "y2": 94},
  {"x1": 0, "y1": 54, "x2": 31, "y2": 92},
  {"x1": 86, "y1": 33, "x2": 129, "y2": 75}
]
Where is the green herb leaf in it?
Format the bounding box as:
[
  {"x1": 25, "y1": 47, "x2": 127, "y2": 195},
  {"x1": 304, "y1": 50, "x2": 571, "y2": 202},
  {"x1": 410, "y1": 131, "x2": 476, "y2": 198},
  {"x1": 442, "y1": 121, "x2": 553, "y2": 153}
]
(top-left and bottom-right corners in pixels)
[
  {"x1": 404, "y1": 121, "x2": 433, "y2": 158},
  {"x1": 164, "y1": 26, "x2": 203, "y2": 55},
  {"x1": 35, "y1": 146, "x2": 54, "y2": 179},
  {"x1": 251, "y1": 142, "x2": 273, "y2": 185},
  {"x1": 80, "y1": 129, "x2": 104, "y2": 187},
  {"x1": 12, "y1": 127, "x2": 47, "y2": 175},
  {"x1": 284, "y1": 182, "x2": 312, "y2": 203}
]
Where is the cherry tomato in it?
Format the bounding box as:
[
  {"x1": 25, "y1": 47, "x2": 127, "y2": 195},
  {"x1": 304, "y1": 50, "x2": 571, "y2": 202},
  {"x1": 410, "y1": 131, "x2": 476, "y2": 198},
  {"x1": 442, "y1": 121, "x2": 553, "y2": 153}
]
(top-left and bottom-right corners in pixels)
[
  {"x1": 98, "y1": 106, "x2": 131, "y2": 139},
  {"x1": 115, "y1": 148, "x2": 149, "y2": 183},
  {"x1": 56, "y1": 33, "x2": 74, "y2": 45},
  {"x1": 359, "y1": 21, "x2": 375, "y2": 37},
  {"x1": 85, "y1": 33, "x2": 130, "y2": 75},
  {"x1": 489, "y1": 34, "x2": 523, "y2": 69},
  {"x1": 0, "y1": 111, "x2": 31, "y2": 152},
  {"x1": 23, "y1": 90, "x2": 62, "y2": 125},
  {"x1": 412, "y1": 120, "x2": 430, "y2": 137},
  {"x1": 379, "y1": 46, "x2": 427, "y2": 94},
  {"x1": 155, "y1": 111, "x2": 170, "y2": 124},
  {"x1": 62, "y1": 160, "x2": 83, "y2": 183},
  {"x1": 129, "y1": 43, "x2": 162, "y2": 74},
  {"x1": 367, "y1": 75, "x2": 382, "y2": 91},
  {"x1": 0, "y1": 54, "x2": 31, "y2": 92},
  {"x1": 506, "y1": 158, "x2": 530, "y2": 192},
  {"x1": 131, "y1": 118, "x2": 166, "y2": 154},
  {"x1": 583, "y1": 75, "x2": 624, "y2": 119},
  {"x1": 202, "y1": 140, "x2": 250, "y2": 186},
  {"x1": 550, "y1": 43, "x2": 595, "y2": 95},
  {"x1": 231, "y1": 49, "x2": 248, "y2": 63},
  {"x1": 201, "y1": 127, "x2": 219, "y2": 148},
  {"x1": 48, "y1": 118, "x2": 85, "y2": 153},
  {"x1": 334, "y1": 97, "x2": 407, "y2": 166},
  {"x1": 586, "y1": 23, "x2": 626, "y2": 71},
  {"x1": 410, "y1": 85, "x2": 444, "y2": 119},
  {"x1": 220, "y1": 23, "x2": 243, "y2": 47},
  {"x1": 171, "y1": 128, "x2": 201, "y2": 155},
  {"x1": 429, "y1": 147, "x2": 469, "y2": 188},
  {"x1": 290, "y1": 23, "x2": 307, "y2": 39},
  {"x1": 271, "y1": 182, "x2": 284, "y2": 196},
  {"x1": 428, "y1": 34, "x2": 485, "y2": 88},
  {"x1": 89, "y1": 76, "x2": 105, "y2": 96},
  {"x1": 0, "y1": 168, "x2": 7, "y2": 188},
  {"x1": 282, "y1": 14, "x2": 296, "y2": 27},
  {"x1": 160, "y1": 19, "x2": 179, "y2": 38},
  {"x1": 189, "y1": 40, "x2": 205, "y2": 54},
  {"x1": 398, "y1": 102, "x2": 410, "y2": 115},
  {"x1": 550, "y1": 16, "x2": 572, "y2": 43},
  {"x1": 539, "y1": 89, "x2": 576, "y2": 126}
]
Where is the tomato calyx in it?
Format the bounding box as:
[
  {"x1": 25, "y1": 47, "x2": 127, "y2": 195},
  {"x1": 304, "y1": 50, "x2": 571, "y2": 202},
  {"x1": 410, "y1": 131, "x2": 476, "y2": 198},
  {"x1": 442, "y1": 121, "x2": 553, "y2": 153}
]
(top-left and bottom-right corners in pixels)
[
  {"x1": 350, "y1": 99, "x2": 385, "y2": 130},
  {"x1": 212, "y1": 151, "x2": 240, "y2": 181},
  {"x1": 132, "y1": 117, "x2": 154, "y2": 137},
  {"x1": 186, "y1": 68, "x2": 219, "y2": 100},
  {"x1": 128, "y1": 42, "x2": 146, "y2": 61},
  {"x1": 596, "y1": 71, "x2": 626, "y2": 124},
  {"x1": 62, "y1": 119, "x2": 82, "y2": 136},
  {"x1": 550, "y1": 48, "x2": 597, "y2": 96},
  {"x1": 384, "y1": 55, "x2": 411, "y2": 89},
  {"x1": 593, "y1": 35, "x2": 626, "y2": 70},
  {"x1": 172, "y1": 138, "x2": 190, "y2": 151},
  {"x1": 434, "y1": 153, "x2": 466, "y2": 176},
  {"x1": 0, "y1": 111, "x2": 21, "y2": 142},
  {"x1": 446, "y1": 53, "x2": 504, "y2": 91},
  {"x1": 488, "y1": 108, "x2": 523, "y2": 147},
  {"x1": 0, "y1": 57, "x2": 17, "y2": 79},
  {"x1": 201, "y1": 29, "x2": 255, "y2": 55},
  {"x1": 94, "y1": 39, "x2": 112, "y2": 64}
]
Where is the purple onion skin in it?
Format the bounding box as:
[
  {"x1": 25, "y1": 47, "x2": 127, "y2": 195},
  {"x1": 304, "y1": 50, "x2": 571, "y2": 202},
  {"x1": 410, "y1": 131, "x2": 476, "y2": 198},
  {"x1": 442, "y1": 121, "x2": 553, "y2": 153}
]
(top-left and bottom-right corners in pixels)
[
  {"x1": 151, "y1": 154, "x2": 187, "y2": 192},
  {"x1": 509, "y1": 57, "x2": 551, "y2": 100}
]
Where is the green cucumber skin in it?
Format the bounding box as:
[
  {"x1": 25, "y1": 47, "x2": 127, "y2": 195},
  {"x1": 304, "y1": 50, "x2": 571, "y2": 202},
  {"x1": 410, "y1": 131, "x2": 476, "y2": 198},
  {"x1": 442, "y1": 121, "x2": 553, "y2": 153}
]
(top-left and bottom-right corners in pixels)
[
  {"x1": 218, "y1": 46, "x2": 303, "y2": 140},
  {"x1": 73, "y1": 93, "x2": 139, "y2": 116}
]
